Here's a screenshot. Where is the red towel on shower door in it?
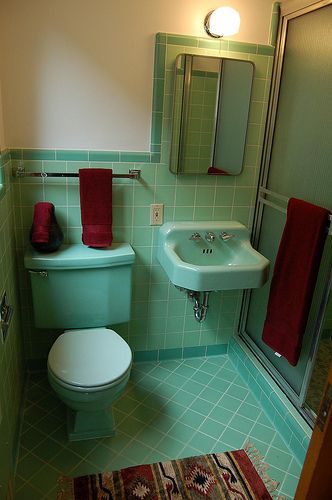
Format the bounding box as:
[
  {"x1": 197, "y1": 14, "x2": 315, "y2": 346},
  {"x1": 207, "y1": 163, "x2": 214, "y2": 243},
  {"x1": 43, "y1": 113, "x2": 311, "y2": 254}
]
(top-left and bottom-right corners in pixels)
[
  {"x1": 262, "y1": 198, "x2": 329, "y2": 366},
  {"x1": 79, "y1": 168, "x2": 113, "y2": 247}
]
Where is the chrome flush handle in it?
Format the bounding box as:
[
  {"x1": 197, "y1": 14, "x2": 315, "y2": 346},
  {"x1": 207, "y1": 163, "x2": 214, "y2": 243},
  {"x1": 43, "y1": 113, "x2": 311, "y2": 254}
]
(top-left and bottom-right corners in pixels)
[{"x1": 28, "y1": 270, "x2": 48, "y2": 277}]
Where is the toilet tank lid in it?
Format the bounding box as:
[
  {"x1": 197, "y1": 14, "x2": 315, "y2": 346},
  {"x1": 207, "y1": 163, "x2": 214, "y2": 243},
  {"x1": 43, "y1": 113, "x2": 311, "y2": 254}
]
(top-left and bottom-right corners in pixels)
[{"x1": 24, "y1": 243, "x2": 135, "y2": 270}]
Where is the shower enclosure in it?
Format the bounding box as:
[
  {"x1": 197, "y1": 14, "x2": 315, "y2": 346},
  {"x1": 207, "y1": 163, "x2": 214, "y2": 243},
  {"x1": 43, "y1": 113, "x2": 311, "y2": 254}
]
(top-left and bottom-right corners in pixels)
[{"x1": 238, "y1": 0, "x2": 332, "y2": 423}]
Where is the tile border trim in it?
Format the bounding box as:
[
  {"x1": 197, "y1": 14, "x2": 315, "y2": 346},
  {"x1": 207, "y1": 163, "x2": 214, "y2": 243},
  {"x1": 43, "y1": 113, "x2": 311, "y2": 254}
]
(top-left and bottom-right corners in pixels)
[
  {"x1": 133, "y1": 343, "x2": 228, "y2": 362},
  {"x1": 228, "y1": 336, "x2": 311, "y2": 465}
]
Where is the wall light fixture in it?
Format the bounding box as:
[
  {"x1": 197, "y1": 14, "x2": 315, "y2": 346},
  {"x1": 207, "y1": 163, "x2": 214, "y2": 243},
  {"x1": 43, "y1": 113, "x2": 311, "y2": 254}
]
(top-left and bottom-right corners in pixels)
[{"x1": 204, "y1": 6, "x2": 240, "y2": 38}]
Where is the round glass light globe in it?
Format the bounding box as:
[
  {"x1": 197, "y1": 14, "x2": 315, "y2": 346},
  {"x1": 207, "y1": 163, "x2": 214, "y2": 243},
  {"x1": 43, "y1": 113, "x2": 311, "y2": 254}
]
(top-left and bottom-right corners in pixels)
[{"x1": 209, "y1": 6, "x2": 240, "y2": 37}]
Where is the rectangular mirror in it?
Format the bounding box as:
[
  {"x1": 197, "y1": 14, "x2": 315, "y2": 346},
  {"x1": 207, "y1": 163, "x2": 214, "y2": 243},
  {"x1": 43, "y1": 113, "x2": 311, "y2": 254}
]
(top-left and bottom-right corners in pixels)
[{"x1": 170, "y1": 54, "x2": 254, "y2": 175}]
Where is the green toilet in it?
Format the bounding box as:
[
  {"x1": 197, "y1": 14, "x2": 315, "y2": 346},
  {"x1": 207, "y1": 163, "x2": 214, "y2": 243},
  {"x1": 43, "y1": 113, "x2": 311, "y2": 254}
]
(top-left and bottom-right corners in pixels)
[{"x1": 25, "y1": 243, "x2": 135, "y2": 441}]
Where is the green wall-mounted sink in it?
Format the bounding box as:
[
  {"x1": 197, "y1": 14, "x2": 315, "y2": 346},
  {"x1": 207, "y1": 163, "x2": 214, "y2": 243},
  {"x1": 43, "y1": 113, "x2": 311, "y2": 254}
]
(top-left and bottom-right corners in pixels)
[{"x1": 158, "y1": 221, "x2": 270, "y2": 291}]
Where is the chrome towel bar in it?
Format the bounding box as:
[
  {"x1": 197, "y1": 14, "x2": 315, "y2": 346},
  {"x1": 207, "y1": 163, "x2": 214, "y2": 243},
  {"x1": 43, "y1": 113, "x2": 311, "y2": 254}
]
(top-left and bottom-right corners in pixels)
[
  {"x1": 14, "y1": 165, "x2": 141, "y2": 180},
  {"x1": 259, "y1": 187, "x2": 332, "y2": 234}
]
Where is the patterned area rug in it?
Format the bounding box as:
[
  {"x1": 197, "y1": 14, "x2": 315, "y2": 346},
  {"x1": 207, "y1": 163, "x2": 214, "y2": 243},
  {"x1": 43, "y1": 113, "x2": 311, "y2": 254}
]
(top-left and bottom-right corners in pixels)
[{"x1": 58, "y1": 444, "x2": 279, "y2": 499}]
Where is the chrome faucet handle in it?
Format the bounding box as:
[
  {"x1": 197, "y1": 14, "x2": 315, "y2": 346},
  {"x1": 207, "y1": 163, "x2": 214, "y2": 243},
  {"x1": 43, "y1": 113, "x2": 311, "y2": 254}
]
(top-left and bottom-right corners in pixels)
[
  {"x1": 205, "y1": 231, "x2": 216, "y2": 242},
  {"x1": 220, "y1": 231, "x2": 235, "y2": 241},
  {"x1": 189, "y1": 232, "x2": 201, "y2": 241}
]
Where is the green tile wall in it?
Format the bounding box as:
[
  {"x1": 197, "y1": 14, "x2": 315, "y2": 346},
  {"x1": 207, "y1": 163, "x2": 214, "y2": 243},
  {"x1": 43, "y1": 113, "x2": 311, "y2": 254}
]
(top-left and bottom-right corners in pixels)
[
  {"x1": 11, "y1": 33, "x2": 274, "y2": 362},
  {"x1": 0, "y1": 151, "x2": 25, "y2": 498},
  {"x1": 229, "y1": 337, "x2": 311, "y2": 464},
  {"x1": 269, "y1": 3, "x2": 281, "y2": 47}
]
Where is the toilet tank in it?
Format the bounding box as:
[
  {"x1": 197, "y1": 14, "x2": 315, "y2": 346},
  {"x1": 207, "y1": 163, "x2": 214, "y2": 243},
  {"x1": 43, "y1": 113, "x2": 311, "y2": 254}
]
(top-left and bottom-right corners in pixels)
[{"x1": 24, "y1": 243, "x2": 135, "y2": 329}]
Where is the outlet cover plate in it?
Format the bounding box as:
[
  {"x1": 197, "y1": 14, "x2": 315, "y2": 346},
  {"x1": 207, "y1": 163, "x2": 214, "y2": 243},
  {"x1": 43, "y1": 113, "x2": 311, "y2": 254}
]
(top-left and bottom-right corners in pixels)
[{"x1": 150, "y1": 204, "x2": 164, "y2": 225}]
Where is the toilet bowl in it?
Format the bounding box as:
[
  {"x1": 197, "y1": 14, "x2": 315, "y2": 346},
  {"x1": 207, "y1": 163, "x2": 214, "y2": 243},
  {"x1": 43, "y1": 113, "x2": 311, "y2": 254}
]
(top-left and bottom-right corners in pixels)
[{"x1": 47, "y1": 327, "x2": 132, "y2": 441}]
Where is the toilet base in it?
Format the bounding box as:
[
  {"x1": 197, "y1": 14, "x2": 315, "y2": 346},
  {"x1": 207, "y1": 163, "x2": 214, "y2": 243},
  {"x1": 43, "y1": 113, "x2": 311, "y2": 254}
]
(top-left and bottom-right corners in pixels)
[{"x1": 67, "y1": 407, "x2": 116, "y2": 441}]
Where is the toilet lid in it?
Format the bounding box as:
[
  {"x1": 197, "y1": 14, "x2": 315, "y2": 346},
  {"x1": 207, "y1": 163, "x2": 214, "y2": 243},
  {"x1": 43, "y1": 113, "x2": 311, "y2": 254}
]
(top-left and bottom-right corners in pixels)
[{"x1": 48, "y1": 328, "x2": 132, "y2": 388}]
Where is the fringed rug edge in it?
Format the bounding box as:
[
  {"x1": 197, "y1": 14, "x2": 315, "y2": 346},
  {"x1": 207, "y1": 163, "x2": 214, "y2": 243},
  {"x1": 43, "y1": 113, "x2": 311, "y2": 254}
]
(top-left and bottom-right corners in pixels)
[
  {"x1": 244, "y1": 440, "x2": 286, "y2": 500},
  {"x1": 57, "y1": 474, "x2": 75, "y2": 500}
]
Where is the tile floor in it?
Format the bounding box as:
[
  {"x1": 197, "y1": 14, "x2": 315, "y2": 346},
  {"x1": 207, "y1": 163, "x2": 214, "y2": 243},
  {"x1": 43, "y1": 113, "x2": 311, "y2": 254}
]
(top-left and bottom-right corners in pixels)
[{"x1": 15, "y1": 355, "x2": 302, "y2": 499}]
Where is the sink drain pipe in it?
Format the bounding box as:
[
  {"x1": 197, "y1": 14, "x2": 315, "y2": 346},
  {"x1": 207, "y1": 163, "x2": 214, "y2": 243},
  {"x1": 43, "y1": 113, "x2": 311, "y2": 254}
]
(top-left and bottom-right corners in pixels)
[{"x1": 187, "y1": 290, "x2": 211, "y2": 323}]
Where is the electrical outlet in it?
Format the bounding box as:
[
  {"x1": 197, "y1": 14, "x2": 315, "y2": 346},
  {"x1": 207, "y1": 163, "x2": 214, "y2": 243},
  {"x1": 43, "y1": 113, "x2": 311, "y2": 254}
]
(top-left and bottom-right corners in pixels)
[{"x1": 150, "y1": 203, "x2": 164, "y2": 225}]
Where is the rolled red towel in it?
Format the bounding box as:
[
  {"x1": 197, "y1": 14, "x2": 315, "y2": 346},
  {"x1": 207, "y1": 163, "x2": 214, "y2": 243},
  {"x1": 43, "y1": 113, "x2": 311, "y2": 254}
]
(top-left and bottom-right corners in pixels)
[
  {"x1": 31, "y1": 202, "x2": 54, "y2": 243},
  {"x1": 30, "y1": 202, "x2": 63, "y2": 253}
]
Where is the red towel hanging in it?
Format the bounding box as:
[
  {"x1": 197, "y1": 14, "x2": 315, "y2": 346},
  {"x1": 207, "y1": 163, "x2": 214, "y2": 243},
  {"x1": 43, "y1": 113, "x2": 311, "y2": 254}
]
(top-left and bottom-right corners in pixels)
[
  {"x1": 79, "y1": 168, "x2": 113, "y2": 248},
  {"x1": 262, "y1": 198, "x2": 330, "y2": 366}
]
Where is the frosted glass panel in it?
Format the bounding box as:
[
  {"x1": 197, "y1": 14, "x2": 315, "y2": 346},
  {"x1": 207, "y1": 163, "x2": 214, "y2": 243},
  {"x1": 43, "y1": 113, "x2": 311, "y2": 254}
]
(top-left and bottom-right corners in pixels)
[
  {"x1": 267, "y1": 5, "x2": 332, "y2": 208},
  {"x1": 245, "y1": 4, "x2": 332, "y2": 396}
]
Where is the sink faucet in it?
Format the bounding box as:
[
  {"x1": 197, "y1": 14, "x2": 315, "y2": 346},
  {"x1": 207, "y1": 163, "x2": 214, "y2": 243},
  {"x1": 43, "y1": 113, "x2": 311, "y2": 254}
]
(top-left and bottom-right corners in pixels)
[
  {"x1": 220, "y1": 231, "x2": 235, "y2": 241},
  {"x1": 189, "y1": 232, "x2": 201, "y2": 241},
  {"x1": 205, "y1": 232, "x2": 216, "y2": 242}
]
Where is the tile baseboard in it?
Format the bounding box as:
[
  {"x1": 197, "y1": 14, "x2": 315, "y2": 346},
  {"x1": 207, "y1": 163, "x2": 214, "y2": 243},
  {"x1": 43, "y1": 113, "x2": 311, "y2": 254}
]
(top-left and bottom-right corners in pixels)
[{"x1": 133, "y1": 344, "x2": 228, "y2": 362}]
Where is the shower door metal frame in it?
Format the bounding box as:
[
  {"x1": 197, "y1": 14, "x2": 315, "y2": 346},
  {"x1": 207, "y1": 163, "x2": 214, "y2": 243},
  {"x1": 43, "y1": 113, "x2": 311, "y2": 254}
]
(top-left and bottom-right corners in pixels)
[{"x1": 238, "y1": 0, "x2": 332, "y2": 424}]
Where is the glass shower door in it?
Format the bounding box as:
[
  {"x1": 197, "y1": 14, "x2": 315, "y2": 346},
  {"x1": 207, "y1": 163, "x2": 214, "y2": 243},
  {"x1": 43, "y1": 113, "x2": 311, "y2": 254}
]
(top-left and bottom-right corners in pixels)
[{"x1": 240, "y1": 1, "x2": 332, "y2": 413}]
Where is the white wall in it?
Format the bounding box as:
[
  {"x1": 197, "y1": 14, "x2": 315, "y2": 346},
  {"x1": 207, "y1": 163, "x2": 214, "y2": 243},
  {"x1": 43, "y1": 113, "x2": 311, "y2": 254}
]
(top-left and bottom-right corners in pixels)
[{"x1": 0, "y1": 0, "x2": 275, "y2": 151}]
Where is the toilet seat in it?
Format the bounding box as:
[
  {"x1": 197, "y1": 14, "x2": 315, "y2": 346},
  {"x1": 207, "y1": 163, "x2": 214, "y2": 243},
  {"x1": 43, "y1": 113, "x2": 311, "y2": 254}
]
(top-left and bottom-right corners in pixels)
[
  {"x1": 48, "y1": 365, "x2": 131, "y2": 393},
  {"x1": 48, "y1": 327, "x2": 132, "y2": 390}
]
